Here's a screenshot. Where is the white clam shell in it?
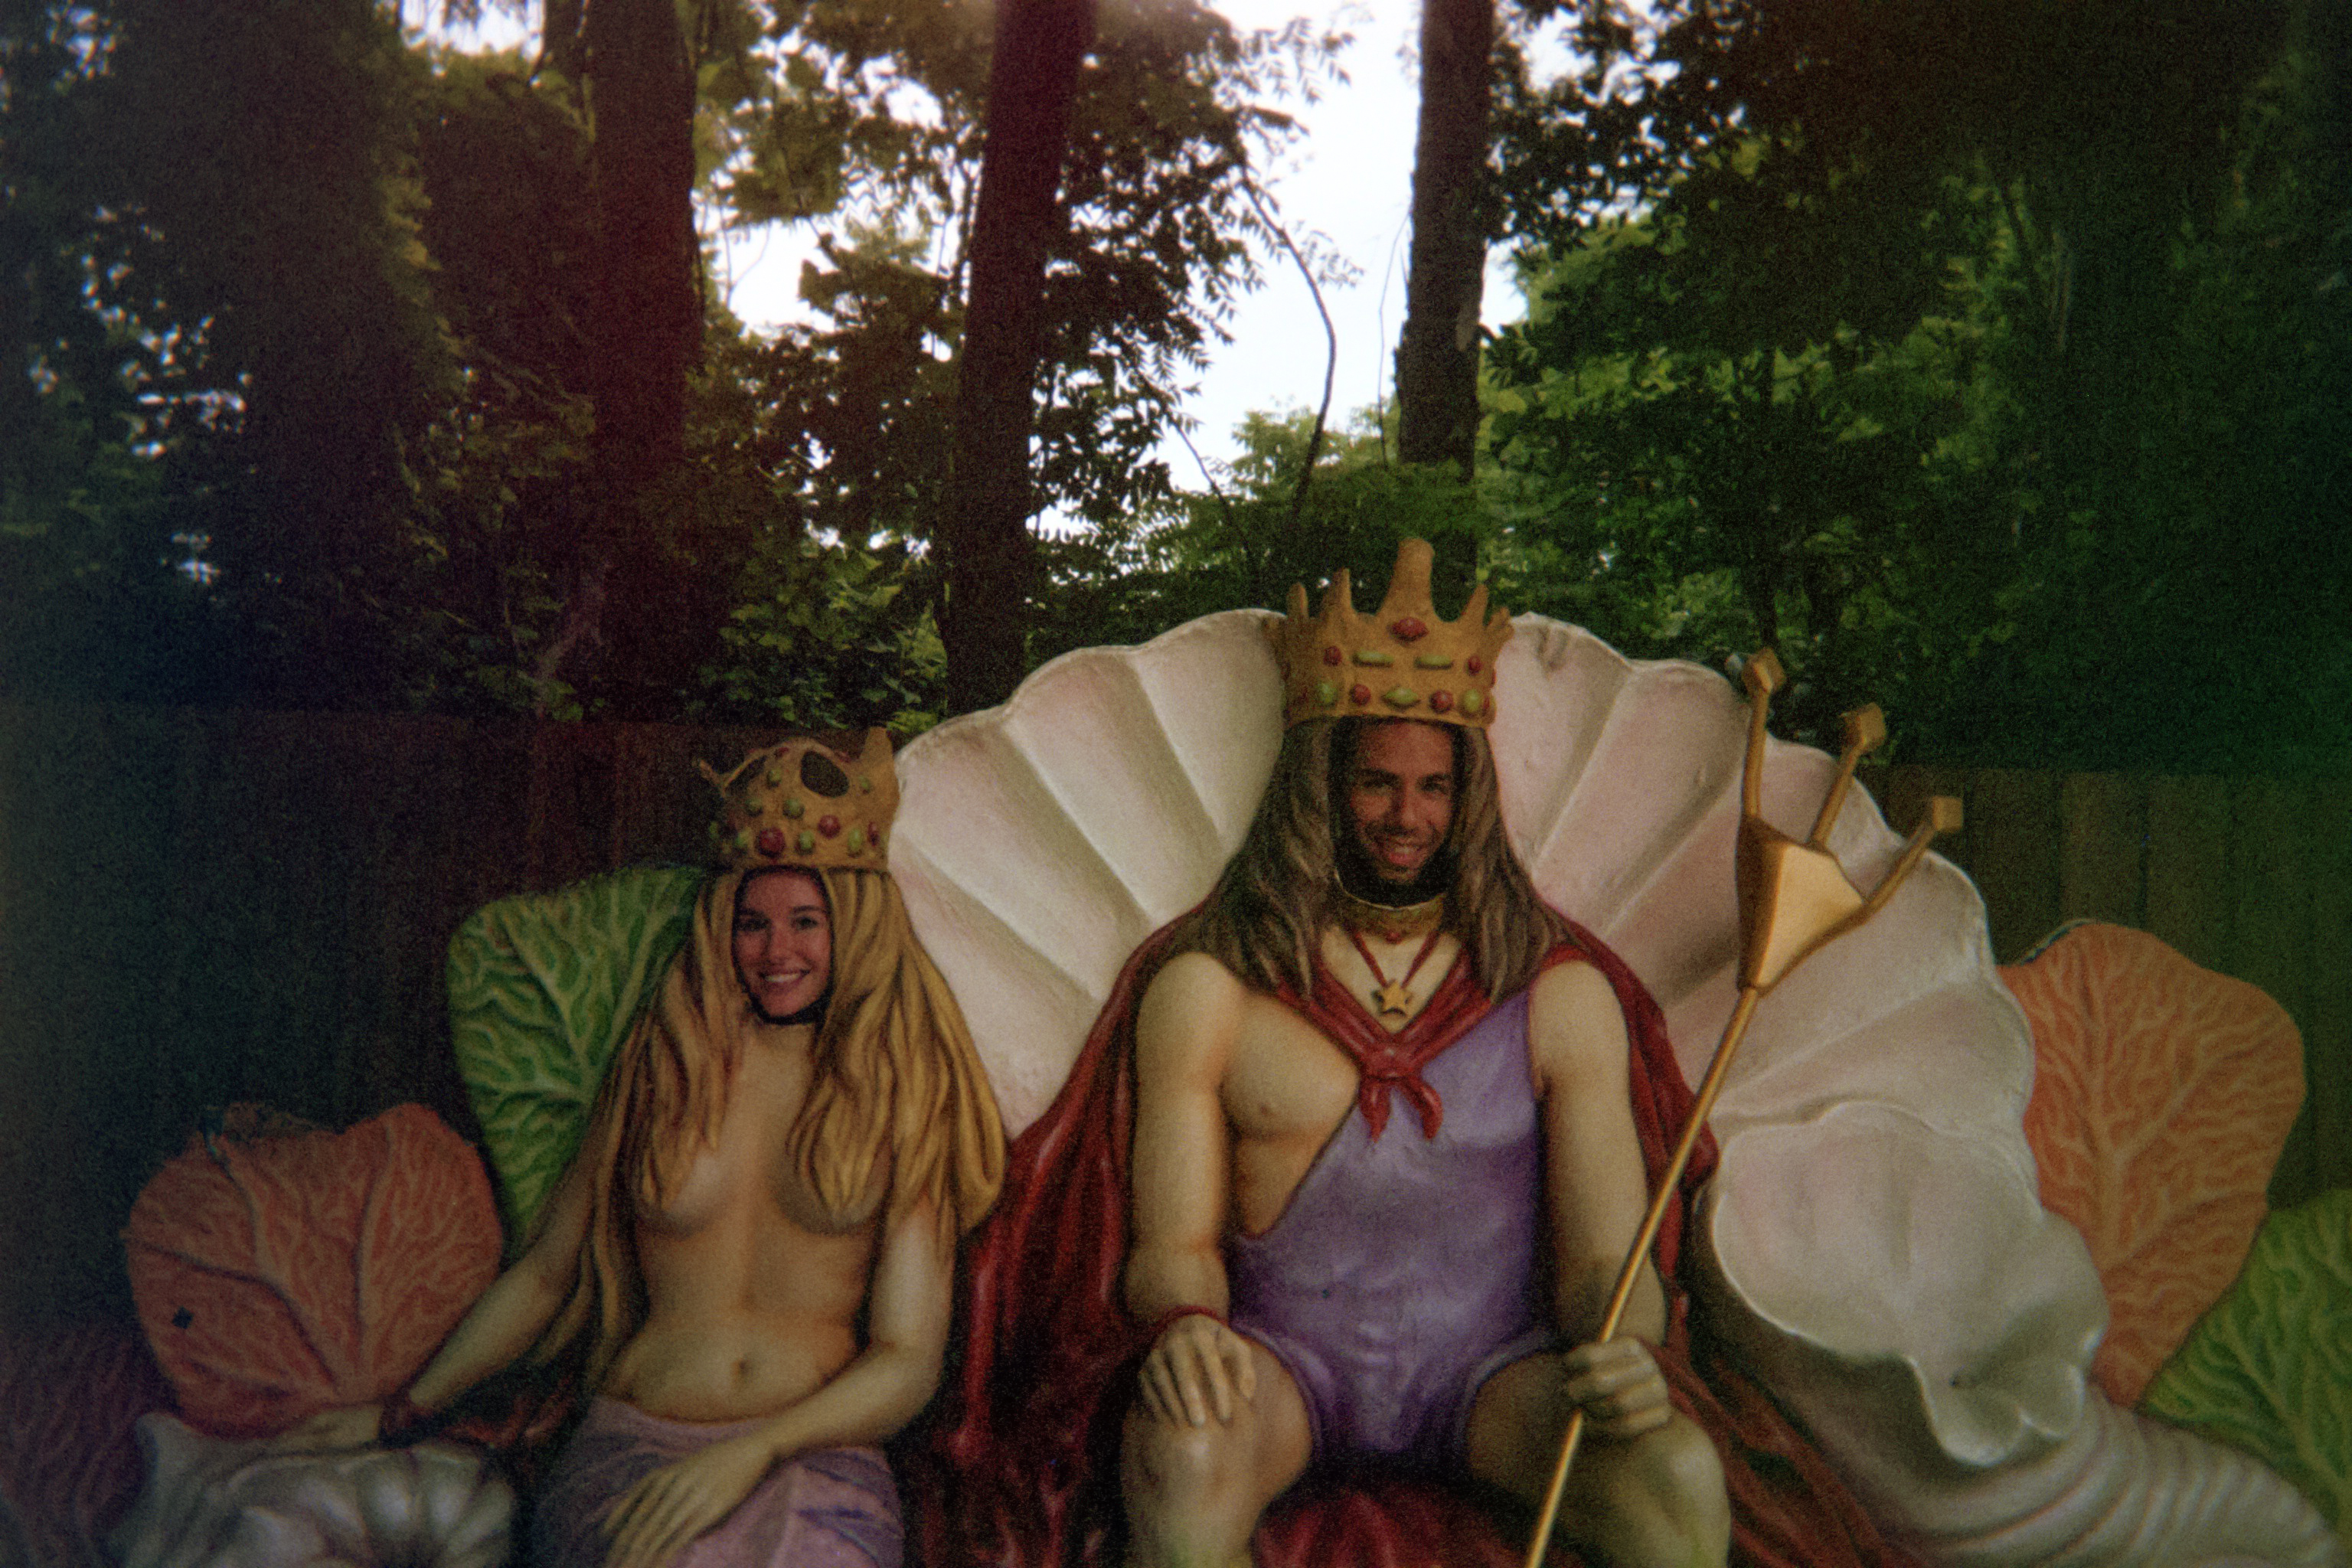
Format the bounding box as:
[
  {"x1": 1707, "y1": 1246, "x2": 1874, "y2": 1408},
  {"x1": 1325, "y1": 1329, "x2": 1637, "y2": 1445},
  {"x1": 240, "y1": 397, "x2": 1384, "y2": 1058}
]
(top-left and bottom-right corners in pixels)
[
  {"x1": 111, "y1": 1415, "x2": 513, "y2": 1568},
  {"x1": 895, "y1": 609, "x2": 2341, "y2": 1565}
]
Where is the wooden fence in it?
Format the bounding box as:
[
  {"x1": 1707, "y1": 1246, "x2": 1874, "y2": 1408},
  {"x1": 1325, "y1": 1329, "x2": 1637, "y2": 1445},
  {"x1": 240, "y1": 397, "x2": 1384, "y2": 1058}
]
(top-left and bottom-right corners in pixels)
[
  {"x1": 1863, "y1": 764, "x2": 2350, "y2": 1208},
  {"x1": 2, "y1": 702, "x2": 2344, "y2": 1331}
]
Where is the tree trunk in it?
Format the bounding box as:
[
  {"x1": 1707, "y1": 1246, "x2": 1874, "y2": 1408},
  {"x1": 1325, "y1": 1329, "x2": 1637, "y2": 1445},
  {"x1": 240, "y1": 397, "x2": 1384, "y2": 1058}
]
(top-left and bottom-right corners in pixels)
[
  {"x1": 941, "y1": 0, "x2": 1097, "y2": 715},
  {"x1": 541, "y1": 0, "x2": 586, "y2": 84},
  {"x1": 1394, "y1": 0, "x2": 1494, "y2": 479},
  {"x1": 558, "y1": 0, "x2": 701, "y2": 717}
]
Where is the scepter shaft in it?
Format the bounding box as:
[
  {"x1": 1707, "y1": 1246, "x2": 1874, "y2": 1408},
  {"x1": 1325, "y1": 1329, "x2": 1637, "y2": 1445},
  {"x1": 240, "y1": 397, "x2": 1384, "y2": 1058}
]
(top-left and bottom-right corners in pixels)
[{"x1": 1521, "y1": 985, "x2": 1762, "y2": 1567}]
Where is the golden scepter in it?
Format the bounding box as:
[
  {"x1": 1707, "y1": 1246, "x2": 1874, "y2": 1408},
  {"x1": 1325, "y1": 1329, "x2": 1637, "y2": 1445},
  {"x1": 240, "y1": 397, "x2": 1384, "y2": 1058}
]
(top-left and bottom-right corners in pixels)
[{"x1": 1523, "y1": 650, "x2": 1962, "y2": 1566}]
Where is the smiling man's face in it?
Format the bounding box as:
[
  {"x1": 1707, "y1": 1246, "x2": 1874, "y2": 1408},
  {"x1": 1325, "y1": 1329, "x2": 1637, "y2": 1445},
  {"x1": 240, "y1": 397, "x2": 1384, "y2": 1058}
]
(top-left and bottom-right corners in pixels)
[{"x1": 1343, "y1": 720, "x2": 1457, "y2": 888}]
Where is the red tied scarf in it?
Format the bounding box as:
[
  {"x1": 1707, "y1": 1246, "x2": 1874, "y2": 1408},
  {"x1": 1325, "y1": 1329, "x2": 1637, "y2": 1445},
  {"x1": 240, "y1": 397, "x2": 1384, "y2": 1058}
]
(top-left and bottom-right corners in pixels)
[{"x1": 1277, "y1": 949, "x2": 1491, "y2": 1140}]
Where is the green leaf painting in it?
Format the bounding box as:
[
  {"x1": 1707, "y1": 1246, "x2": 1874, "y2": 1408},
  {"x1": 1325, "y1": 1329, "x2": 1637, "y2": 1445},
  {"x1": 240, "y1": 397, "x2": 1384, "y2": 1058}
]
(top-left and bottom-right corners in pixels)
[
  {"x1": 2141, "y1": 1188, "x2": 2352, "y2": 1544},
  {"x1": 447, "y1": 866, "x2": 704, "y2": 1247}
]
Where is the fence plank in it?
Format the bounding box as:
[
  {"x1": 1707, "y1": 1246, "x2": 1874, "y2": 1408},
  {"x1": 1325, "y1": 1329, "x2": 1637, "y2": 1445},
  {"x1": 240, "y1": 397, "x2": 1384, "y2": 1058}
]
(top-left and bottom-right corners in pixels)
[
  {"x1": 612, "y1": 724, "x2": 778, "y2": 867},
  {"x1": 2059, "y1": 773, "x2": 2147, "y2": 928},
  {"x1": 526, "y1": 723, "x2": 618, "y2": 892},
  {"x1": 1967, "y1": 769, "x2": 2065, "y2": 962},
  {"x1": 2145, "y1": 776, "x2": 2234, "y2": 972},
  {"x1": 2230, "y1": 779, "x2": 2318, "y2": 1206},
  {"x1": 2305, "y1": 789, "x2": 2352, "y2": 1202}
]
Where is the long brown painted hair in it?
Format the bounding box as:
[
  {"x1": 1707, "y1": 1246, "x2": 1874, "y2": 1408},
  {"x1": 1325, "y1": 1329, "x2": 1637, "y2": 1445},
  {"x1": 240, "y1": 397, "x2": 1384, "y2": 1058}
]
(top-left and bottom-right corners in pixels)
[
  {"x1": 536, "y1": 865, "x2": 1005, "y2": 1390},
  {"x1": 1171, "y1": 716, "x2": 1570, "y2": 1001}
]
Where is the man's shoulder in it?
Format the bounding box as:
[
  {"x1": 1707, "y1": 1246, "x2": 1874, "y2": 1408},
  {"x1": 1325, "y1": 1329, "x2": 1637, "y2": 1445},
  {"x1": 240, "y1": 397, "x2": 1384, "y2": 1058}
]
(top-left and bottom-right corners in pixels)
[
  {"x1": 1133, "y1": 949, "x2": 1251, "y2": 1074},
  {"x1": 1135, "y1": 947, "x2": 1321, "y2": 1072},
  {"x1": 1525, "y1": 946, "x2": 1634, "y2": 1074},
  {"x1": 1527, "y1": 942, "x2": 1610, "y2": 995},
  {"x1": 1142, "y1": 946, "x2": 1247, "y2": 1002}
]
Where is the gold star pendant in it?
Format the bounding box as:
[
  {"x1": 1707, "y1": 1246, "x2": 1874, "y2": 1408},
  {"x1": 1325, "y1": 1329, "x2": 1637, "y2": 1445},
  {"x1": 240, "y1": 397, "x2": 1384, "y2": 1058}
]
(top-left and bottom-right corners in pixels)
[{"x1": 1374, "y1": 980, "x2": 1415, "y2": 1018}]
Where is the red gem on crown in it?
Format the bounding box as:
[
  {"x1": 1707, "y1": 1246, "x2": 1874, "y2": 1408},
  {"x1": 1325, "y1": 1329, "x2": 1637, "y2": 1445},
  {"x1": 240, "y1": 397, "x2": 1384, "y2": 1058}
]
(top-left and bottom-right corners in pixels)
[
  {"x1": 1467, "y1": 655, "x2": 1483, "y2": 675},
  {"x1": 1389, "y1": 616, "x2": 1428, "y2": 642},
  {"x1": 1350, "y1": 684, "x2": 1371, "y2": 706},
  {"x1": 756, "y1": 828, "x2": 786, "y2": 858},
  {"x1": 1429, "y1": 691, "x2": 1454, "y2": 714},
  {"x1": 818, "y1": 815, "x2": 841, "y2": 838},
  {"x1": 1323, "y1": 645, "x2": 1343, "y2": 665}
]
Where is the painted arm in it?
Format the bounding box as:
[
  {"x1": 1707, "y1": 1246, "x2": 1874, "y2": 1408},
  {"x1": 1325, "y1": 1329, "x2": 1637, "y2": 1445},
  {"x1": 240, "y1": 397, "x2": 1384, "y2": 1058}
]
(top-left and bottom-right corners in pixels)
[
  {"x1": 407, "y1": 1151, "x2": 596, "y2": 1413},
  {"x1": 1529, "y1": 958, "x2": 1675, "y2": 1442},
  {"x1": 599, "y1": 1189, "x2": 958, "y2": 1568},
  {"x1": 280, "y1": 1148, "x2": 594, "y2": 1449},
  {"x1": 1123, "y1": 952, "x2": 1259, "y2": 1426}
]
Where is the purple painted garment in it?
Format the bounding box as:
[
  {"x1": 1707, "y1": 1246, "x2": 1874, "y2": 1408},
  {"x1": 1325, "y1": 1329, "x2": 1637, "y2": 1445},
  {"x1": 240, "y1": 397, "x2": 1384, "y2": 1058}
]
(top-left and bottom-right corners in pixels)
[
  {"x1": 529, "y1": 1399, "x2": 901, "y2": 1568},
  {"x1": 1227, "y1": 989, "x2": 1553, "y2": 1469}
]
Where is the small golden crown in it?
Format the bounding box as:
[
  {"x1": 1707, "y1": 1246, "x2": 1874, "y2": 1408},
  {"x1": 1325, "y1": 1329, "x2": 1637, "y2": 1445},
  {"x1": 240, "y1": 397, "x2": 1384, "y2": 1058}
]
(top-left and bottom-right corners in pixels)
[
  {"x1": 1268, "y1": 538, "x2": 1514, "y2": 729},
  {"x1": 701, "y1": 729, "x2": 898, "y2": 873}
]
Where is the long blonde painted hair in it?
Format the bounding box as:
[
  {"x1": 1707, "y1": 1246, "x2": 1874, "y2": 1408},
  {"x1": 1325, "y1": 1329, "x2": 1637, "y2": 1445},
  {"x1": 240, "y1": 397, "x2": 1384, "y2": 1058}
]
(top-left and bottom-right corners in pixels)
[{"x1": 537, "y1": 865, "x2": 1005, "y2": 1390}]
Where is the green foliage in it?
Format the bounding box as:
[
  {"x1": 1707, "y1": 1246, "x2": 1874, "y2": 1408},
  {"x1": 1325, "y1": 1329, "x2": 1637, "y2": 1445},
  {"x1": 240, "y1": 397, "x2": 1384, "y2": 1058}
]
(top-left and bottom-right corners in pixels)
[
  {"x1": 2, "y1": 0, "x2": 1336, "y2": 724},
  {"x1": 90, "y1": 0, "x2": 452, "y2": 664},
  {"x1": 2, "y1": 0, "x2": 458, "y2": 704},
  {"x1": 2141, "y1": 1188, "x2": 2352, "y2": 1541},
  {"x1": 713, "y1": 535, "x2": 944, "y2": 734},
  {"x1": 1033, "y1": 410, "x2": 1498, "y2": 665},
  {"x1": 1481, "y1": 0, "x2": 2351, "y2": 770},
  {"x1": 1484, "y1": 158, "x2": 2019, "y2": 749},
  {"x1": 15, "y1": 0, "x2": 2332, "y2": 766}
]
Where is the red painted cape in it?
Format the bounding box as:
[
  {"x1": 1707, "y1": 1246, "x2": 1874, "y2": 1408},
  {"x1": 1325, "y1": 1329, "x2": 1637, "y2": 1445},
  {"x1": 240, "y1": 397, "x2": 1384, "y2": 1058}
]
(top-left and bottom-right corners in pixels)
[{"x1": 913, "y1": 916, "x2": 1922, "y2": 1568}]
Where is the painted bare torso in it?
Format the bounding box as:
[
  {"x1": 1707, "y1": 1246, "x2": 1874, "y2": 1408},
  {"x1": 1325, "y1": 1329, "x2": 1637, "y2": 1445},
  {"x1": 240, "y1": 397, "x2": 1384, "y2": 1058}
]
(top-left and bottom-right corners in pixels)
[
  {"x1": 603, "y1": 1024, "x2": 889, "y2": 1425},
  {"x1": 1220, "y1": 929, "x2": 1468, "y2": 1236}
]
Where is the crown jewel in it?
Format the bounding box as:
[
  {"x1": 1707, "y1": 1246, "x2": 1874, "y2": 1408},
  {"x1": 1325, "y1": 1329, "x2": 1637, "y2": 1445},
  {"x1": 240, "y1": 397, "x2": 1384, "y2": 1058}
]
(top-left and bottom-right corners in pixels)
[
  {"x1": 702, "y1": 729, "x2": 898, "y2": 873},
  {"x1": 1269, "y1": 538, "x2": 1512, "y2": 729}
]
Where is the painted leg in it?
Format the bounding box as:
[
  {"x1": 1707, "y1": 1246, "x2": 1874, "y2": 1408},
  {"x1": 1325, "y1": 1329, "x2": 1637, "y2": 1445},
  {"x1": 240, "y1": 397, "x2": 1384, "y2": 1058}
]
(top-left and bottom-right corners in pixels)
[
  {"x1": 1467, "y1": 1350, "x2": 1730, "y2": 1568},
  {"x1": 1121, "y1": 1338, "x2": 1312, "y2": 1568}
]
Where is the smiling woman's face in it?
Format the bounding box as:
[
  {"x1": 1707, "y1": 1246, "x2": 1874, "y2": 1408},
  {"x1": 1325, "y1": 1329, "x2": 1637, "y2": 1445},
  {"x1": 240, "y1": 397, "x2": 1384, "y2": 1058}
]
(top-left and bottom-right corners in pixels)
[{"x1": 731, "y1": 870, "x2": 832, "y2": 1022}]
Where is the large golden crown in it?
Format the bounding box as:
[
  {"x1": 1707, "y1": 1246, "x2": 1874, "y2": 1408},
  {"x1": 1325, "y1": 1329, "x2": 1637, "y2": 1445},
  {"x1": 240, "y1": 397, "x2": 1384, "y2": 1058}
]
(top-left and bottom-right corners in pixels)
[
  {"x1": 702, "y1": 729, "x2": 898, "y2": 873},
  {"x1": 1268, "y1": 538, "x2": 1514, "y2": 729}
]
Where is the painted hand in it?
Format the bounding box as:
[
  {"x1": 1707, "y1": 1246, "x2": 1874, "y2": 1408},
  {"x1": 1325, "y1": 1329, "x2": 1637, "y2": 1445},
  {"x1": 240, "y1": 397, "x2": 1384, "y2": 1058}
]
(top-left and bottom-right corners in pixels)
[
  {"x1": 600, "y1": 1429, "x2": 773, "y2": 1568},
  {"x1": 271, "y1": 1403, "x2": 382, "y2": 1452},
  {"x1": 1557, "y1": 1337, "x2": 1673, "y2": 1442},
  {"x1": 1138, "y1": 1315, "x2": 1259, "y2": 1428}
]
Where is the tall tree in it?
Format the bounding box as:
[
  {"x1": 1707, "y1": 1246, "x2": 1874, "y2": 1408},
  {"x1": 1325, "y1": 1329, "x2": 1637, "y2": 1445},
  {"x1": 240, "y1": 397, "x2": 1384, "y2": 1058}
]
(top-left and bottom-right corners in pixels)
[
  {"x1": 40, "y1": 0, "x2": 447, "y2": 705},
  {"x1": 939, "y1": 0, "x2": 1099, "y2": 713},
  {"x1": 546, "y1": 0, "x2": 705, "y2": 716},
  {"x1": 1485, "y1": 0, "x2": 2350, "y2": 770},
  {"x1": 1394, "y1": 0, "x2": 1495, "y2": 477}
]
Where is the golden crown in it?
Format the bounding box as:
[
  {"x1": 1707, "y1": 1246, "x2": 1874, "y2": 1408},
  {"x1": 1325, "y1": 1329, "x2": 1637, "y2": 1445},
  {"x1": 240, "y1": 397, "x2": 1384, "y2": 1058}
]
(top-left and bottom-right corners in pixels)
[
  {"x1": 701, "y1": 729, "x2": 898, "y2": 873},
  {"x1": 1268, "y1": 538, "x2": 1513, "y2": 729}
]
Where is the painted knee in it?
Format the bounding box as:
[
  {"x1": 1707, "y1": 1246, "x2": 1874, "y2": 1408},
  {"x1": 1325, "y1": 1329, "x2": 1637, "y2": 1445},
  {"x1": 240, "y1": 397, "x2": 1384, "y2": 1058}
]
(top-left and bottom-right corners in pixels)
[
  {"x1": 1120, "y1": 1404, "x2": 1272, "y2": 1568},
  {"x1": 1608, "y1": 1417, "x2": 1730, "y2": 1568},
  {"x1": 1122, "y1": 1410, "x2": 1247, "y2": 1514}
]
